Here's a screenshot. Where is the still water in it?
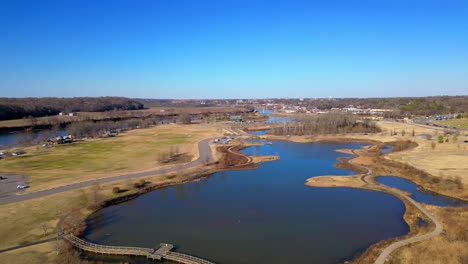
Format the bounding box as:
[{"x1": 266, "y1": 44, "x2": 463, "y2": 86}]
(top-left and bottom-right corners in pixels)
[
  {"x1": 84, "y1": 141, "x2": 408, "y2": 264},
  {"x1": 0, "y1": 129, "x2": 67, "y2": 148},
  {"x1": 376, "y1": 176, "x2": 468, "y2": 207}
]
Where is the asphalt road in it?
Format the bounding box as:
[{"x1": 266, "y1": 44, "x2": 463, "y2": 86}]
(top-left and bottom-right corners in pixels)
[
  {"x1": 0, "y1": 174, "x2": 30, "y2": 198},
  {"x1": 0, "y1": 137, "x2": 216, "y2": 206}
]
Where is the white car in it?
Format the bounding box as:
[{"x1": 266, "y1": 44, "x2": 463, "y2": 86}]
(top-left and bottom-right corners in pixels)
[{"x1": 17, "y1": 184, "x2": 28, "y2": 189}]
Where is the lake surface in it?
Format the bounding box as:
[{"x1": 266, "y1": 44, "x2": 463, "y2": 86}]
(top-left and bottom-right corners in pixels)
[
  {"x1": 266, "y1": 116, "x2": 294, "y2": 123},
  {"x1": 256, "y1": 109, "x2": 274, "y2": 115},
  {"x1": 84, "y1": 141, "x2": 409, "y2": 264},
  {"x1": 251, "y1": 130, "x2": 270, "y2": 136},
  {"x1": 376, "y1": 176, "x2": 468, "y2": 207},
  {"x1": 0, "y1": 129, "x2": 67, "y2": 148}
]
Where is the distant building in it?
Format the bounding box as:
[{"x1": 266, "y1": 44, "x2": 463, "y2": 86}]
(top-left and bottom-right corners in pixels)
[{"x1": 230, "y1": 116, "x2": 243, "y2": 122}]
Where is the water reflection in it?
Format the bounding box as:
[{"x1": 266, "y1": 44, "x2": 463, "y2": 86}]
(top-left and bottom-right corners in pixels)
[
  {"x1": 85, "y1": 142, "x2": 409, "y2": 264},
  {"x1": 376, "y1": 176, "x2": 468, "y2": 207}
]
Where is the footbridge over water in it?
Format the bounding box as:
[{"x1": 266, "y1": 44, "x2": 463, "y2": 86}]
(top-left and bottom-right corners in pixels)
[{"x1": 64, "y1": 234, "x2": 215, "y2": 264}]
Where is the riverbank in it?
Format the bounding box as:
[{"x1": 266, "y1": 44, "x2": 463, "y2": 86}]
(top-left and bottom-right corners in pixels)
[
  {"x1": 306, "y1": 141, "x2": 466, "y2": 264},
  {"x1": 0, "y1": 124, "x2": 220, "y2": 192},
  {"x1": 2, "y1": 121, "x2": 465, "y2": 263},
  {"x1": 0, "y1": 138, "x2": 278, "y2": 263}
]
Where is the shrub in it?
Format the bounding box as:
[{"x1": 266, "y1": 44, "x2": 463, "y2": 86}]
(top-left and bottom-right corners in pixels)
[
  {"x1": 438, "y1": 135, "x2": 444, "y2": 143},
  {"x1": 112, "y1": 187, "x2": 120, "y2": 194}
]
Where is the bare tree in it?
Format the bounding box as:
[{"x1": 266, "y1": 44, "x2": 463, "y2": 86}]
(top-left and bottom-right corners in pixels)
[{"x1": 41, "y1": 223, "x2": 49, "y2": 237}]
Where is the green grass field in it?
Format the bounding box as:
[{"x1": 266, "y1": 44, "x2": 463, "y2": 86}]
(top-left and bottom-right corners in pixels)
[
  {"x1": 0, "y1": 124, "x2": 218, "y2": 191},
  {"x1": 434, "y1": 118, "x2": 468, "y2": 129}
]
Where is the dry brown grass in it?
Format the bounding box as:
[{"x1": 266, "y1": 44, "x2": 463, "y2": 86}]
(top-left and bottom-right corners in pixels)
[
  {"x1": 0, "y1": 124, "x2": 220, "y2": 191},
  {"x1": 0, "y1": 189, "x2": 89, "y2": 249},
  {"x1": 306, "y1": 175, "x2": 366, "y2": 188},
  {"x1": 388, "y1": 206, "x2": 468, "y2": 264},
  {"x1": 0, "y1": 161, "x2": 220, "y2": 263},
  {"x1": 0, "y1": 241, "x2": 60, "y2": 264}
]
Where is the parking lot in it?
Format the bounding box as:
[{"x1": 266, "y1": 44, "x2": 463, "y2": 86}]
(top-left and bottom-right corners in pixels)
[{"x1": 0, "y1": 174, "x2": 29, "y2": 198}]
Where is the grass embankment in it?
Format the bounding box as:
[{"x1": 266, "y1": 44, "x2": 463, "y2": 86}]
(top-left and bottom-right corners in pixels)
[
  {"x1": 0, "y1": 130, "x2": 277, "y2": 264},
  {"x1": 0, "y1": 124, "x2": 218, "y2": 191},
  {"x1": 388, "y1": 205, "x2": 468, "y2": 264},
  {"x1": 280, "y1": 119, "x2": 467, "y2": 263},
  {"x1": 0, "y1": 163, "x2": 218, "y2": 264},
  {"x1": 375, "y1": 121, "x2": 468, "y2": 198},
  {"x1": 306, "y1": 134, "x2": 466, "y2": 263}
]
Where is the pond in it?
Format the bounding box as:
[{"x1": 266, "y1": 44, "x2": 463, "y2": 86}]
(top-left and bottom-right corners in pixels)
[
  {"x1": 256, "y1": 109, "x2": 274, "y2": 115},
  {"x1": 250, "y1": 130, "x2": 270, "y2": 136},
  {"x1": 380, "y1": 145, "x2": 392, "y2": 154},
  {"x1": 84, "y1": 141, "x2": 409, "y2": 264},
  {"x1": 376, "y1": 176, "x2": 468, "y2": 207},
  {"x1": 266, "y1": 116, "x2": 294, "y2": 123}
]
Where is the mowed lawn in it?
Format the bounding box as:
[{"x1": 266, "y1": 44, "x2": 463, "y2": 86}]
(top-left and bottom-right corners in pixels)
[
  {"x1": 0, "y1": 124, "x2": 219, "y2": 191},
  {"x1": 435, "y1": 118, "x2": 468, "y2": 129}
]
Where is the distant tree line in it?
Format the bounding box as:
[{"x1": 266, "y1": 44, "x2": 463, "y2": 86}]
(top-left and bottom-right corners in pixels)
[
  {"x1": 66, "y1": 118, "x2": 156, "y2": 138},
  {"x1": 254, "y1": 96, "x2": 468, "y2": 116},
  {"x1": 270, "y1": 113, "x2": 381, "y2": 135},
  {"x1": 0, "y1": 97, "x2": 144, "y2": 121}
]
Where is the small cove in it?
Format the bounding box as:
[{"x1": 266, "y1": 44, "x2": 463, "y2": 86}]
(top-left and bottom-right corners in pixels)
[{"x1": 376, "y1": 176, "x2": 468, "y2": 207}]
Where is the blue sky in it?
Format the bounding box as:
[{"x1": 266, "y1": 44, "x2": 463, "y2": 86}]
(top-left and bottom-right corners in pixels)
[{"x1": 1, "y1": 0, "x2": 467, "y2": 98}]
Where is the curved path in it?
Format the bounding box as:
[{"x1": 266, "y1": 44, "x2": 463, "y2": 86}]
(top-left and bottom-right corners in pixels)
[
  {"x1": 374, "y1": 195, "x2": 443, "y2": 264},
  {"x1": 348, "y1": 148, "x2": 443, "y2": 264},
  {"x1": 0, "y1": 137, "x2": 217, "y2": 205}
]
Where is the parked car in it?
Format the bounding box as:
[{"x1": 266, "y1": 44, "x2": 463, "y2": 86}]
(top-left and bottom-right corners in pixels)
[
  {"x1": 12, "y1": 150, "x2": 26, "y2": 156},
  {"x1": 17, "y1": 184, "x2": 28, "y2": 189}
]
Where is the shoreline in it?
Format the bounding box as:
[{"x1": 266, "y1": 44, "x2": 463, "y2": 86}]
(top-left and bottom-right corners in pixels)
[
  {"x1": 59, "y1": 143, "x2": 278, "y2": 236},
  {"x1": 305, "y1": 142, "x2": 445, "y2": 263},
  {"x1": 61, "y1": 133, "x2": 458, "y2": 264}
]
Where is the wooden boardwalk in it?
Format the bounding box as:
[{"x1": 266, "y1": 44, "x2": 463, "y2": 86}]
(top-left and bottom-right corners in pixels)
[{"x1": 64, "y1": 234, "x2": 215, "y2": 264}]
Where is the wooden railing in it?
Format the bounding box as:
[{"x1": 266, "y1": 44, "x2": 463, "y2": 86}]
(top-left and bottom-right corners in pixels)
[
  {"x1": 166, "y1": 251, "x2": 215, "y2": 264},
  {"x1": 64, "y1": 234, "x2": 215, "y2": 264}
]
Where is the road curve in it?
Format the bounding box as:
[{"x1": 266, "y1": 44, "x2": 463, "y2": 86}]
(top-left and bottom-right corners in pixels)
[
  {"x1": 0, "y1": 137, "x2": 217, "y2": 205},
  {"x1": 349, "y1": 149, "x2": 443, "y2": 264}
]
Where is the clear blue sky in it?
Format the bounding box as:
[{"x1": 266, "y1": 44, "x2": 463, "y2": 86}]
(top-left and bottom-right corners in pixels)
[{"x1": 1, "y1": 0, "x2": 467, "y2": 99}]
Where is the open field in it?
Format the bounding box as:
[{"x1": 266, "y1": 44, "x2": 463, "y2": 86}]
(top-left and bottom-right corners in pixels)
[
  {"x1": 376, "y1": 121, "x2": 468, "y2": 186},
  {"x1": 0, "y1": 188, "x2": 88, "y2": 250},
  {"x1": 0, "y1": 124, "x2": 220, "y2": 191},
  {"x1": 434, "y1": 118, "x2": 468, "y2": 129},
  {"x1": 0, "y1": 241, "x2": 60, "y2": 264}
]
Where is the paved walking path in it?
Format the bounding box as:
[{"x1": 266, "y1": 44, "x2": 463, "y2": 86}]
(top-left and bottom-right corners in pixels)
[
  {"x1": 0, "y1": 137, "x2": 216, "y2": 205},
  {"x1": 374, "y1": 194, "x2": 443, "y2": 264},
  {"x1": 348, "y1": 148, "x2": 443, "y2": 264},
  {"x1": 0, "y1": 237, "x2": 58, "y2": 253}
]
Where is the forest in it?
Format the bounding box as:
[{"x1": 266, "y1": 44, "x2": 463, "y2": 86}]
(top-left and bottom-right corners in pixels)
[
  {"x1": 0, "y1": 97, "x2": 144, "y2": 121},
  {"x1": 270, "y1": 113, "x2": 381, "y2": 135}
]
